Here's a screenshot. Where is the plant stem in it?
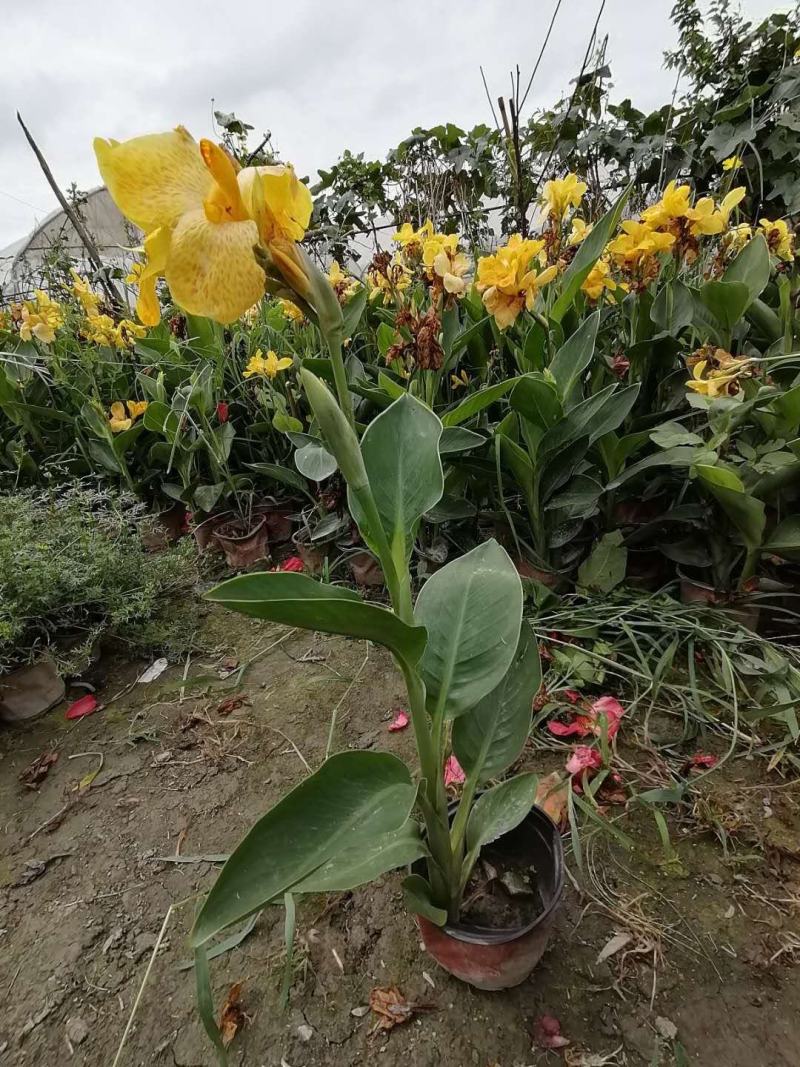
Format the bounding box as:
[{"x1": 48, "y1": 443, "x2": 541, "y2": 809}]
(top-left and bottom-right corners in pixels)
[{"x1": 325, "y1": 327, "x2": 354, "y2": 429}]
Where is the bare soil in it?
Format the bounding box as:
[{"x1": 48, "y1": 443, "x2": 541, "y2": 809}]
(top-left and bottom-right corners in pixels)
[{"x1": 1, "y1": 604, "x2": 800, "y2": 1066}]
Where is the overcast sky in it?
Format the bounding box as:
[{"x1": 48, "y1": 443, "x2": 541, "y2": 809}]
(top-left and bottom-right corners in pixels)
[{"x1": 0, "y1": 0, "x2": 785, "y2": 249}]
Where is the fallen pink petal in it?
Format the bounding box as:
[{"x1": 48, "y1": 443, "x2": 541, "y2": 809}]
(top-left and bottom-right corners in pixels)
[
  {"x1": 533, "y1": 1014, "x2": 570, "y2": 1050},
  {"x1": 563, "y1": 689, "x2": 583, "y2": 704},
  {"x1": 278, "y1": 556, "x2": 304, "y2": 572},
  {"x1": 444, "y1": 754, "x2": 465, "y2": 786},
  {"x1": 65, "y1": 694, "x2": 99, "y2": 721},
  {"x1": 689, "y1": 753, "x2": 719, "y2": 770},
  {"x1": 590, "y1": 695, "x2": 625, "y2": 739},
  {"x1": 388, "y1": 709, "x2": 410, "y2": 732},
  {"x1": 548, "y1": 717, "x2": 592, "y2": 738},
  {"x1": 566, "y1": 745, "x2": 602, "y2": 776}
]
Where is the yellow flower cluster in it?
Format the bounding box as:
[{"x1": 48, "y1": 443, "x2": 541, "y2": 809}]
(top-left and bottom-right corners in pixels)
[
  {"x1": 421, "y1": 232, "x2": 470, "y2": 296},
  {"x1": 70, "y1": 270, "x2": 102, "y2": 315},
  {"x1": 327, "y1": 260, "x2": 359, "y2": 304},
  {"x1": 759, "y1": 218, "x2": 794, "y2": 261},
  {"x1": 244, "y1": 348, "x2": 293, "y2": 379},
  {"x1": 278, "y1": 297, "x2": 305, "y2": 323},
  {"x1": 108, "y1": 399, "x2": 148, "y2": 432},
  {"x1": 542, "y1": 174, "x2": 587, "y2": 221},
  {"x1": 82, "y1": 312, "x2": 146, "y2": 349},
  {"x1": 686, "y1": 350, "x2": 753, "y2": 398},
  {"x1": 18, "y1": 291, "x2": 64, "y2": 344},
  {"x1": 476, "y1": 235, "x2": 558, "y2": 329},
  {"x1": 367, "y1": 254, "x2": 412, "y2": 301}
]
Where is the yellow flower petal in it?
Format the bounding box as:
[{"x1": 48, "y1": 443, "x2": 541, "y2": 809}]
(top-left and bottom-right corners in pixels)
[
  {"x1": 94, "y1": 127, "x2": 210, "y2": 233},
  {"x1": 165, "y1": 209, "x2": 265, "y2": 324},
  {"x1": 135, "y1": 227, "x2": 171, "y2": 326},
  {"x1": 238, "y1": 164, "x2": 312, "y2": 244}
]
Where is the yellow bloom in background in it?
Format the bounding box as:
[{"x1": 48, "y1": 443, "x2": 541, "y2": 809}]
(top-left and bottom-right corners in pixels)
[
  {"x1": 451, "y1": 369, "x2": 470, "y2": 389},
  {"x1": 723, "y1": 155, "x2": 743, "y2": 171},
  {"x1": 759, "y1": 218, "x2": 794, "y2": 261},
  {"x1": 278, "y1": 297, "x2": 305, "y2": 323},
  {"x1": 477, "y1": 235, "x2": 558, "y2": 329},
  {"x1": 95, "y1": 127, "x2": 312, "y2": 325},
  {"x1": 581, "y1": 258, "x2": 621, "y2": 301},
  {"x1": 421, "y1": 231, "x2": 469, "y2": 295},
  {"x1": 542, "y1": 173, "x2": 587, "y2": 220},
  {"x1": 367, "y1": 255, "x2": 412, "y2": 301},
  {"x1": 725, "y1": 222, "x2": 753, "y2": 255},
  {"x1": 686, "y1": 356, "x2": 751, "y2": 398},
  {"x1": 607, "y1": 221, "x2": 675, "y2": 266},
  {"x1": 641, "y1": 180, "x2": 692, "y2": 229},
  {"x1": 18, "y1": 290, "x2": 64, "y2": 344},
  {"x1": 392, "y1": 219, "x2": 434, "y2": 250},
  {"x1": 244, "y1": 348, "x2": 293, "y2": 380},
  {"x1": 115, "y1": 318, "x2": 147, "y2": 348},
  {"x1": 70, "y1": 270, "x2": 102, "y2": 315},
  {"x1": 82, "y1": 313, "x2": 118, "y2": 347},
  {"x1": 327, "y1": 260, "x2": 359, "y2": 303},
  {"x1": 108, "y1": 399, "x2": 148, "y2": 433},
  {"x1": 568, "y1": 218, "x2": 593, "y2": 246}
]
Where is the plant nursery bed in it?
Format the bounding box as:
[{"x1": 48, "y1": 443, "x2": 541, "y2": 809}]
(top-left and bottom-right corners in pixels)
[{"x1": 1, "y1": 606, "x2": 800, "y2": 1066}]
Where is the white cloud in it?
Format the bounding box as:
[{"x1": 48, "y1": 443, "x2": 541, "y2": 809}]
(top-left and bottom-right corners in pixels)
[{"x1": 0, "y1": 0, "x2": 783, "y2": 248}]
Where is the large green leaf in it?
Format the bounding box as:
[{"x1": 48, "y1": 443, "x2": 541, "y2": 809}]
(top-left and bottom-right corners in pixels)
[
  {"x1": 698, "y1": 280, "x2": 751, "y2": 331},
  {"x1": 402, "y1": 874, "x2": 447, "y2": 926},
  {"x1": 294, "y1": 439, "x2": 337, "y2": 481},
  {"x1": 577, "y1": 530, "x2": 627, "y2": 593},
  {"x1": 439, "y1": 426, "x2": 485, "y2": 454},
  {"x1": 608, "y1": 445, "x2": 712, "y2": 489},
  {"x1": 510, "y1": 375, "x2": 562, "y2": 431},
  {"x1": 414, "y1": 540, "x2": 523, "y2": 718},
  {"x1": 354, "y1": 394, "x2": 443, "y2": 561},
  {"x1": 191, "y1": 752, "x2": 417, "y2": 945},
  {"x1": 205, "y1": 572, "x2": 426, "y2": 665},
  {"x1": 766, "y1": 516, "x2": 800, "y2": 561},
  {"x1": 453, "y1": 623, "x2": 541, "y2": 784},
  {"x1": 650, "y1": 281, "x2": 694, "y2": 334},
  {"x1": 696, "y1": 465, "x2": 765, "y2": 549},
  {"x1": 247, "y1": 462, "x2": 314, "y2": 501},
  {"x1": 342, "y1": 286, "x2": 368, "y2": 337},
  {"x1": 724, "y1": 233, "x2": 770, "y2": 304},
  {"x1": 548, "y1": 312, "x2": 600, "y2": 403},
  {"x1": 550, "y1": 185, "x2": 631, "y2": 323},
  {"x1": 465, "y1": 772, "x2": 539, "y2": 853},
  {"x1": 293, "y1": 818, "x2": 425, "y2": 893}
]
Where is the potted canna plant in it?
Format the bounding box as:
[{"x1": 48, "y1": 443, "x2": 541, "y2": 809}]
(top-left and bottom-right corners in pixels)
[{"x1": 191, "y1": 371, "x2": 564, "y2": 1059}]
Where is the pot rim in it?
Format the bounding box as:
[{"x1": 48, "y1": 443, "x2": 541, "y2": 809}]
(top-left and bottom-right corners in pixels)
[
  {"x1": 415, "y1": 803, "x2": 565, "y2": 947},
  {"x1": 214, "y1": 516, "x2": 268, "y2": 545}
]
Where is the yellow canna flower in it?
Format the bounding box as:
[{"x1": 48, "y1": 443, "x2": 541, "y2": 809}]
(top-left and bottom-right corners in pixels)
[
  {"x1": 450, "y1": 369, "x2": 470, "y2": 389},
  {"x1": 421, "y1": 231, "x2": 469, "y2": 296},
  {"x1": 244, "y1": 348, "x2": 293, "y2": 379},
  {"x1": 94, "y1": 128, "x2": 312, "y2": 325},
  {"x1": 115, "y1": 319, "x2": 148, "y2": 348},
  {"x1": 581, "y1": 258, "x2": 620, "y2": 301},
  {"x1": 82, "y1": 313, "x2": 119, "y2": 347},
  {"x1": 367, "y1": 254, "x2": 412, "y2": 301},
  {"x1": 686, "y1": 196, "x2": 724, "y2": 236},
  {"x1": 641, "y1": 180, "x2": 692, "y2": 229},
  {"x1": 568, "y1": 218, "x2": 592, "y2": 246},
  {"x1": 542, "y1": 173, "x2": 587, "y2": 220},
  {"x1": 277, "y1": 297, "x2": 305, "y2": 323},
  {"x1": 126, "y1": 399, "x2": 149, "y2": 420},
  {"x1": 477, "y1": 235, "x2": 557, "y2": 329},
  {"x1": 392, "y1": 219, "x2": 434, "y2": 250},
  {"x1": 686, "y1": 356, "x2": 751, "y2": 397},
  {"x1": 723, "y1": 155, "x2": 743, "y2": 172},
  {"x1": 18, "y1": 290, "x2": 64, "y2": 344},
  {"x1": 759, "y1": 218, "x2": 794, "y2": 262},
  {"x1": 108, "y1": 401, "x2": 132, "y2": 433},
  {"x1": 327, "y1": 260, "x2": 359, "y2": 304},
  {"x1": 607, "y1": 221, "x2": 675, "y2": 266},
  {"x1": 725, "y1": 222, "x2": 753, "y2": 255},
  {"x1": 70, "y1": 269, "x2": 102, "y2": 315}
]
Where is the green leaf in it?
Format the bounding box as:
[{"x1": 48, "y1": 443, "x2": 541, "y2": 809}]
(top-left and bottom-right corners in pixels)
[
  {"x1": 550, "y1": 184, "x2": 631, "y2": 322},
  {"x1": 766, "y1": 516, "x2": 800, "y2": 561},
  {"x1": 439, "y1": 426, "x2": 485, "y2": 454},
  {"x1": 650, "y1": 281, "x2": 694, "y2": 334},
  {"x1": 143, "y1": 400, "x2": 180, "y2": 442},
  {"x1": 402, "y1": 874, "x2": 447, "y2": 926},
  {"x1": 273, "y1": 411, "x2": 304, "y2": 434},
  {"x1": 295, "y1": 439, "x2": 337, "y2": 481},
  {"x1": 342, "y1": 286, "x2": 368, "y2": 337},
  {"x1": 510, "y1": 375, "x2": 562, "y2": 431},
  {"x1": 354, "y1": 394, "x2": 444, "y2": 561},
  {"x1": 377, "y1": 371, "x2": 406, "y2": 400},
  {"x1": 696, "y1": 465, "x2": 765, "y2": 549},
  {"x1": 441, "y1": 377, "x2": 518, "y2": 427},
  {"x1": 649, "y1": 421, "x2": 704, "y2": 449},
  {"x1": 465, "y1": 772, "x2": 539, "y2": 853},
  {"x1": 577, "y1": 530, "x2": 627, "y2": 593},
  {"x1": 191, "y1": 752, "x2": 417, "y2": 945},
  {"x1": 724, "y1": 234, "x2": 770, "y2": 304},
  {"x1": 608, "y1": 445, "x2": 710, "y2": 488},
  {"x1": 548, "y1": 312, "x2": 600, "y2": 402},
  {"x1": 453, "y1": 623, "x2": 541, "y2": 783},
  {"x1": 194, "y1": 483, "x2": 225, "y2": 513},
  {"x1": 206, "y1": 572, "x2": 427, "y2": 665},
  {"x1": 698, "y1": 280, "x2": 751, "y2": 331},
  {"x1": 294, "y1": 818, "x2": 425, "y2": 892},
  {"x1": 247, "y1": 462, "x2": 314, "y2": 501},
  {"x1": 414, "y1": 540, "x2": 523, "y2": 718}
]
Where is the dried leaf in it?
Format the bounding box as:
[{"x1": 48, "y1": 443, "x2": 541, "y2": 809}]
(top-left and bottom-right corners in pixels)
[
  {"x1": 655, "y1": 1016, "x2": 678, "y2": 1041},
  {"x1": 215, "y1": 693, "x2": 248, "y2": 717},
  {"x1": 535, "y1": 771, "x2": 570, "y2": 828},
  {"x1": 369, "y1": 986, "x2": 432, "y2": 1031},
  {"x1": 596, "y1": 931, "x2": 632, "y2": 965},
  {"x1": 533, "y1": 1014, "x2": 570, "y2": 1049},
  {"x1": 20, "y1": 751, "x2": 59, "y2": 788},
  {"x1": 219, "y1": 982, "x2": 245, "y2": 1047}
]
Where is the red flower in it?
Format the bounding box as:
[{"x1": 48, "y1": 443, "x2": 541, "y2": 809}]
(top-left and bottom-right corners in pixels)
[
  {"x1": 388, "y1": 709, "x2": 410, "y2": 732},
  {"x1": 216, "y1": 401, "x2": 229, "y2": 423},
  {"x1": 278, "y1": 556, "x2": 304, "y2": 572},
  {"x1": 66, "y1": 694, "x2": 99, "y2": 720},
  {"x1": 444, "y1": 754, "x2": 465, "y2": 787},
  {"x1": 565, "y1": 745, "x2": 602, "y2": 776}
]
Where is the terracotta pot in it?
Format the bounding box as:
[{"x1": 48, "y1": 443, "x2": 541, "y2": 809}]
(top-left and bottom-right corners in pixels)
[
  {"x1": 291, "y1": 529, "x2": 328, "y2": 575},
  {"x1": 350, "y1": 551, "x2": 384, "y2": 587},
  {"x1": 261, "y1": 506, "x2": 294, "y2": 543},
  {"x1": 192, "y1": 511, "x2": 232, "y2": 553},
  {"x1": 514, "y1": 559, "x2": 560, "y2": 589},
  {"x1": 0, "y1": 657, "x2": 65, "y2": 724},
  {"x1": 213, "y1": 517, "x2": 269, "y2": 569},
  {"x1": 413, "y1": 805, "x2": 564, "y2": 990},
  {"x1": 679, "y1": 574, "x2": 761, "y2": 632}
]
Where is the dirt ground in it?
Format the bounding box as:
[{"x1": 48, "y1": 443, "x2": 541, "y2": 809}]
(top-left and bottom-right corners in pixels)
[{"x1": 2, "y1": 605, "x2": 800, "y2": 1067}]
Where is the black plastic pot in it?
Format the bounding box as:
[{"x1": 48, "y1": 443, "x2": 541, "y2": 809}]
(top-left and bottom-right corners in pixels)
[{"x1": 412, "y1": 803, "x2": 564, "y2": 990}]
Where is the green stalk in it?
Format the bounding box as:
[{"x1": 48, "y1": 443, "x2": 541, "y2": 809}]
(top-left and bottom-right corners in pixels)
[{"x1": 325, "y1": 326, "x2": 354, "y2": 430}]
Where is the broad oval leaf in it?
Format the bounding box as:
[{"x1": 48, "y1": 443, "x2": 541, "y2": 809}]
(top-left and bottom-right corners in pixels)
[
  {"x1": 549, "y1": 311, "x2": 600, "y2": 403},
  {"x1": 439, "y1": 426, "x2": 485, "y2": 454},
  {"x1": 510, "y1": 375, "x2": 562, "y2": 431},
  {"x1": 192, "y1": 751, "x2": 416, "y2": 945},
  {"x1": 465, "y1": 772, "x2": 539, "y2": 854},
  {"x1": 205, "y1": 571, "x2": 427, "y2": 665},
  {"x1": 295, "y1": 440, "x2": 338, "y2": 481},
  {"x1": 724, "y1": 233, "x2": 770, "y2": 305},
  {"x1": 414, "y1": 539, "x2": 523, "y2": 718},
  {"x1": 577, "y1": 530, "x2": 627, "y2": 593},
  {"x1": 294, "y1": 817, "x2": 425, "y2": 893},
  {"x1": 402, "y1": 873, "x2": 447, "y2": 926},
  {"x1": 441, "y1": 377, "x2": 519, "y2": 427},
  {"x1": 453, "y1": 623, "x2": 541, "y2": 784}
]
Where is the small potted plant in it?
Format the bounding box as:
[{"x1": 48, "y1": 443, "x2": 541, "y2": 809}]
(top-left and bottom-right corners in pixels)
[{"x1": 191, "y1": 373, "x2": 564, "y2": 1060}]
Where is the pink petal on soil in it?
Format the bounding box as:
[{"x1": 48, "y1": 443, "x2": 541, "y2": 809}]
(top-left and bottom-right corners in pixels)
[
  {"x1": 444, "y1": 754, "x2": 466, "y2": 786},
  {"x1": 590, "y1": 695, "x2": 625, "y2": 739},
  {"x1": 689, "y1": 753, "x2": 718, "y2": 769},
  {"x1": 533, "y1": 1014, "x2": 570, "y2": 1050},
  {"x1": 563, "y1": 689, "x2": 582, "y2": 704},
  {"x1": 65, "y1": 694, "x2": 99, "y2": 721},
  {"x1": 565, "y1": 745, "x2": 602, "y2": 776},
  {"x1": 388, "y1": 709, "x2": 410, "y2": 732},
  {"x1": 547, "y1": 717, "x2": 591, "y2": 737},
  {"x1": 279, "y1": 556, "x2": 304, "y2": 572}
]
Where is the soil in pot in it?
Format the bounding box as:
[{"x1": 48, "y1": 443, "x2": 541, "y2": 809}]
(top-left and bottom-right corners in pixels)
[
  {"x1": 459, "y1": 852, "x2": 543, "y2": 929},
  {"x1": 214, "y1": 517, "x2": 269, "y2": 569}
]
